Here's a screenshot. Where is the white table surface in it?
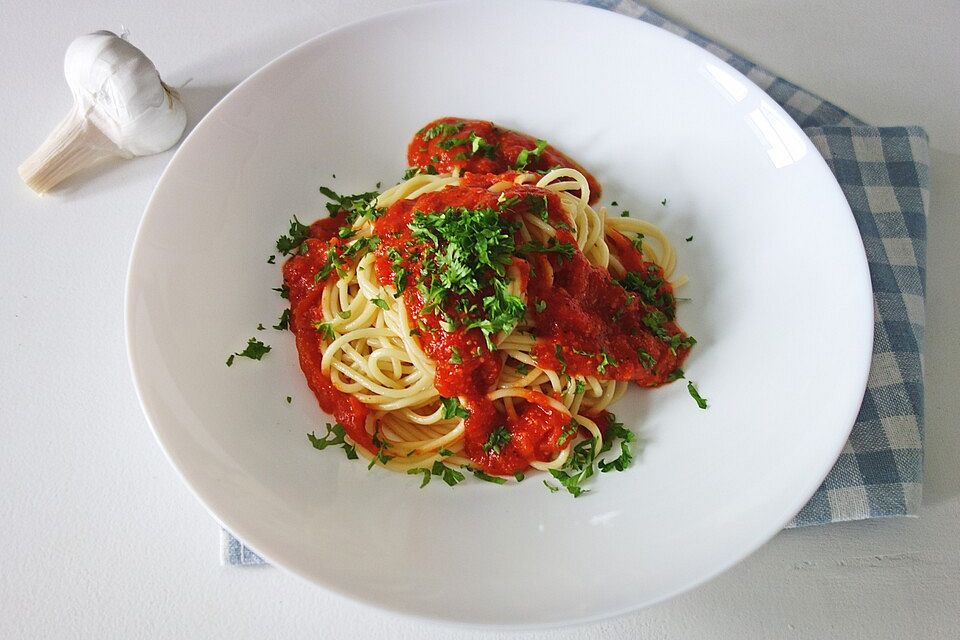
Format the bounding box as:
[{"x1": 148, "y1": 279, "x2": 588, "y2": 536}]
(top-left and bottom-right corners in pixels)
[{"x1": 2, "y1": 1, "x2": 958, "y2": 637}]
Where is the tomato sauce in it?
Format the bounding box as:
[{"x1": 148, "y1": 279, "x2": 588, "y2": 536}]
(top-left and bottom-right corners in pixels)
[
  {"x1": 408, "y1": 117, "x2": 602, "y2": 204},
  {"x1": 283, "y1": 119, "x2": 692, "y2": 474}
]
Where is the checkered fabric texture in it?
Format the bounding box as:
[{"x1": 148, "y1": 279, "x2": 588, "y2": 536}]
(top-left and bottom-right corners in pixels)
[{"x1": 223, "y1": 0, "x2": 930, "y2": 564}]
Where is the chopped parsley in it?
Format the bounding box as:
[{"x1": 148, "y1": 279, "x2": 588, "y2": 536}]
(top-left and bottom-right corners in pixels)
[
  {"x1": 598, "y1": 416, "x2": 637, "y2": 472},
  {"x1": 440, "y1": 396, "x2": 470, "y2": 420},
  {"x1": 438, "y1": 447, "x2": 456, "y2": 457},
  {"x1": 338, "y1": 310, "x2": 351, "y2": 319},
  {"x1": 686, "y1": 236, "x2": 693, "y2": 242},
  {"x1": 256, "y1": 323, "x2": 265, "y2": 331},
  {"x1": 267, "y1": 255, "x2": 276, "y2": 264},
  {"x1": 407, "y1": 467, "x2": 432, "y2": 488},
  {"x1": 621, "y1": 210, "x2": 631, "y2": 217},
  {"x1": 275, "y1": 216, "x2": 311, "y2": 255},
  {"x1": 513, "y1": 471, "x2": 525, "y2": 482},
  {"x1": 515, "y1": 138, "x2": 548, "y2": 170},
  {"x1": 534, "y1": 299, "x2": 547, "y2": 313},
  {"x1": 408, "y1": 206, "x2": 526, "y2": 348},
  {"x1": 272, "y1": 309, "x2": 290, "y2": 331},
  {"x1": 431, "y1": 460, "x2": 466, "y2": 486},
  {"x1": 371, "y1": 297, "x2": 390, "y2": 310},
  {"x1": 543, "y1": 480, "x2": 560, "y2": 493},
  {"x1": 285, "y1": 396, "x2": 292, "y2": 404},
  {"x1": 661, "y1": 198, "x2": 668, "y2": 206},
  {"x1": 482, "y1": 426, "x2": 511, "y2": 454},
  {"x1": 554, "y1": 344, "x2": 567, "y2": 375},
  {"x1": 517, "y1": 238, "x2": 575, "y2": 261},
  {"x1": 307, "y1": 423, "x2": 358, "y2": 460},
  {"x1": 472, "y1": 469, "x2": 508, "y2": 484},
  {"x1": 313, "y1": 322, "x2": 335, "y2": 340},
  {"x1": 597, "y1": 350, "x2": 618, "y2": 374},
  {"x1": 319, "y1": 186, "x2": 381, "y2": 224},
  {"x1": 556, "y1": 419, "x2": 579, "y2": 448},
  {"x1": 667, "y1": 368, "x2": 685, "y2": 382},
  {"x1": 468, "y1": 131, "x2": 498, "y2": 157},
  {"x1": 637, "y1": 349, "x2": 656, "y2": 369},
  {"x1": 687, "y1": 381, "x2": 708, "y2": 409},
  {"x1": 226, "y1": 337, "x2": 271, "y2": 366},
  {"x1": 514, "y1": 362, "x2": 531, "y2": 376},
  {"x1": 621, "y1": 270, "x2": 675, "y2": 317},
  {"x1": 367, "y1": 428, "x2": 394, "y2": 469},
  {"x1": 448, "y1": 347, "x2": 462, "y2": 364},
  {"x1": 272, "y1": 285, "x2": 289, "y2": 299},
  {"x1": 420, "y1": 120, "x2": 464, "y2": 141}
]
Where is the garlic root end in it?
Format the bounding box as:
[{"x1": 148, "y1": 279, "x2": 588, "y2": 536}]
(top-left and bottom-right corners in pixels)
[{"x1": 18, "y1": 109, "x2": 126, "y2": 195}]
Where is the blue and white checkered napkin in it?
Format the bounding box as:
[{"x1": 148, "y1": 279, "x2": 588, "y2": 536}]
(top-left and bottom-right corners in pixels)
[{"x1": 223, "y1": 0, "x2": 930, "y2": 564}]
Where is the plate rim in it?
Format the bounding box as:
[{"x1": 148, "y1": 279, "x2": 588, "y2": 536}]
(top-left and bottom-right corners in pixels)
[{"x1": 124, "y1": 0, "x2": 874, "y2": 628}]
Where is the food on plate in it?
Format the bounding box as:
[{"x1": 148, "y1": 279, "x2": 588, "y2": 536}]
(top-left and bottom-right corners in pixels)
[{"x1": 276, "y1": 118, "x2": 696, "y2": 494}]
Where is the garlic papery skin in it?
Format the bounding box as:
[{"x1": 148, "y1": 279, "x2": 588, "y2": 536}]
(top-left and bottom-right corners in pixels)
[{"x1": 18, "y1": 31, "x2": 187, "y2": 194}]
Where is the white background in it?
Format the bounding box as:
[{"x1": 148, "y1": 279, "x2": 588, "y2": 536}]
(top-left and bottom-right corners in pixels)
[{"x1": 1, "y1": 1, "x2": 958, "y2": 638}]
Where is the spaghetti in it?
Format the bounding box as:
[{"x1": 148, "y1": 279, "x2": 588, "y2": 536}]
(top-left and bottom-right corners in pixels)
[{"x1": 279, "y1": 118, "x2": 693, "y2": 492}]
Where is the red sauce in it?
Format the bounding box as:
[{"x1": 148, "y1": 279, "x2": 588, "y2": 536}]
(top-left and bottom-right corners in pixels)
[
  {"x1": 409, "y1": 117, "x2": 602, "y2": 204},
  {"x1": 283, "y1": 118, "x2": 692, "y2": 475}
]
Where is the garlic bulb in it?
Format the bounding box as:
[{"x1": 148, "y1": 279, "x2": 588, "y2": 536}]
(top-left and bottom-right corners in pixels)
[{"x1": 18, "y1": 31, "x2": 187, "y2": 194}]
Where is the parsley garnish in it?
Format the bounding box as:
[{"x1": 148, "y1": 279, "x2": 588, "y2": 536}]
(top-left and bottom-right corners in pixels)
[
  {"x1": 554, "y1": 344, "x2": 567, "y2": 375},
  {"x1": 276, "y1": 216, "x2": 311, "y2": 255},
  {"x1": 409, "y1": 206, "x2": 526, "y2": 347},
  {"x1": 286, "y1": 396, "x2": 292, "y2": 404},
  {"x1": 267, "y1": 255, "x2": 276, "y2": 264},
  {"x1": 543, "y1": 480, "x2": 560, "y2": 493},
  {"x1": 371, "y1": 297, "x2": 389, "y2": 310},
  {"x1": 440, "y1": 396, "x2": 470, "y2": 420},
  {"x1": 621, "y1": 210, "x2": 630, "y2": 217},
  {"x1": 534, "y1": 299, "x2": 547, "y2": 313},
  {"x1": 686, "y1": 236, "x2": 693, "y2": 242},
  {"x1": 637, "y1": 349, "x2": 656, "y2": 369},
  {"x1": 598, "y1": 416, "x2": 636, "y2": 472},
  {"x1": 256, "y1": 323, "x2": 265, "y2": 331},
  {"x1": 661, "y1": 198, "x2": 668, "y2": 206},
  {"x1": 420, "y1": 121, "x2": 464, "y2": 141},
  {"x1": 319, "y1": 186, "x2": 381, "y2": 224},
  {"x1": 226, "y1": 337, "x2": 270, "y2": 366},
  {"x1": 513, "y1": 471, "x2": 525, "y2": 482},
  {"x1": 272, "y1": 285, "x2": 289, "y2": 299},
  {"x1": 313, "y1": 322, "x2": 335, "y2": 340},
  {"x1": 367, "y1": 428, "x2": 394, "y2": 469},
  {"x1": 273, "y1": 309, "x2": 290, "y2": 331},
  {"x1": 517, "y1": 239, "x2": 575, "y2": 261},
  {"x1": 482, "y1": 426, "x2": 511, "y2": 454},
  {"x1": 431, "y1": 460, "x2": 466, "y2": 486},
  {"x1": 449, "y1": 347, "x2": 462, "y2": 364},
  {"x1": 687, "y1": 381, "x2": 708, "y2": 409},
  {"x1": 611, "y1": 201, "x2": 619, "y2": 206},
  {"x1": 515, "y1": 138, "x2": 548, "y2": 170},
  {"x1": 468, "y1": 131, "x2": 498, "y2": 157},
  {"x1": 307, "y1": 423, "x2": 358, "y2": 460},
  {"x1": 438, "y1": 447, "x2": 456, "y2": 457},
  {"x1": 549, "y1": 436, "x2": 598, "y2": 497},
  {"x1": 667, "y1": 368, "x2": 685, "y2": 382},
  {"x1": 515, "y1": 362, "x2": 531, "y2": 376},
  {"x1": 338, "y1": 310, "x2": 351, "y2": 319},
  {"x1": 407, "y1": 467, "x2": 432, "y2": 488},
  {"x1": 556, "y1": 419, "x2": 579, "y2": 448},
  {"x1": 597, "y1": 350, "x2": 618, "y2": 374},
  {"x1": 472, "y1": 469, "x2": 508, "y2": 484}
]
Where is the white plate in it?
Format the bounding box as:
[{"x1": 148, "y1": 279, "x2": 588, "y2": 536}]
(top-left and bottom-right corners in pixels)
[{"x1": 126, "y1": 0, "x2": 872, "y2": 628}]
